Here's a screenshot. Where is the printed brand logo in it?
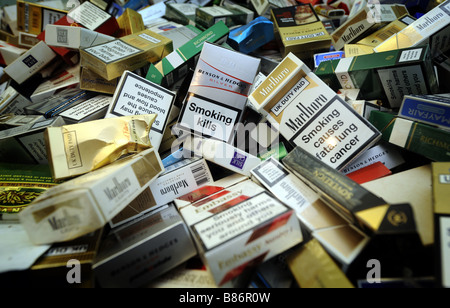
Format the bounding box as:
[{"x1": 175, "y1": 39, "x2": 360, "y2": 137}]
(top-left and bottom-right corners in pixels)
[
  {"x1": 48, "y1": 210, "x2": 81, "y2": 231},
  {"x1": 160, "y1": 180, "x2": 189, "y2": 196},
  {"x1": 22, "y1": 55, "x2": 38, "y2": 68},
  {"x1": 230, "y1": 151, "x2": 247, "y2": 170},
  {"x1": 57, "y1": 28, "x2": 68, "y2": 44}
]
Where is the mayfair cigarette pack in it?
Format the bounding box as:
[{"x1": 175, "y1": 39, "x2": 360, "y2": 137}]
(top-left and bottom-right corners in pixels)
[
  {"x1": 180, "y1": 179, "x2": 303, "y2": 286},
  {"x1": 4, "y1": 41, "x2": 57, "y2": 85},
  {"x1": 106, "y1": 71, "x2": 176, "y2": 151},
  {"x1": 0, "y1": 116, "x2": 65, "y2": 165},
  {"x1": 93, "y1": 204, "x2": 197, "y2": 288},
  {"x1": 146, "y1": 21, "x2": 230, "y2": 88},
  {"x1": 80, "y1": 29, "x2": 173, "y2": 81},
  {"x1": 369, "y1": 110, "x2": 450, "y2": 162},
  {"x1": 248, "y1": 53, "x2": 381, "y2": 170},
  {"x1": 44, "y1": 25, "x2": 115, "y2": 50},
  {"x1": 398, "y1": 94, "x2": 450, "y2": 130},
  {"x1": 374, "y1": 0, "x2": 450, "y2": 54},
  {"x1": 183, "y1": 136, "x2": 261, "y2": 176},
  {"x1": 45, "y1": 114, "x2": 157, "y2": 180},
  {"x1": 0, "y1": 163, "x2": 58, "y2": 217},
  {"x1": 271, "y1": 4, "x2": 332, "y2": 60},
  {"x1": 432, "y1": 162, "x2": 450, "y2": 288},
  {"x1": 16, "y1": 0, "x2": 68, "y2": 35},
  {"x1": 177, "y1": 42, "x2": 260, "y2": 144},
  {"x1": 19, "y1": 147, "x2": 164, "y2": 244},
  {"x1": 331, "y1": 3, "x2": 409, "y2": 51}
]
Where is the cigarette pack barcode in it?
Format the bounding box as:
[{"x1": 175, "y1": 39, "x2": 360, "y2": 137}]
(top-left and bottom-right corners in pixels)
[
  {"x1": 103, "y1": 177, "x2": 132, "y2": 201},
  {"x1": 376, "y1": 25, "x2": 401, "y2": 41},
  {"x1": 191, "y1": 164, "x2": 209, "y2": 186}
]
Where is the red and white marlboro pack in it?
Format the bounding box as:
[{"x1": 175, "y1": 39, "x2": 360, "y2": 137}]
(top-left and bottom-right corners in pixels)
[
  {"x1": 180, "y1": 180, "x2": 303, "y2": 287},
  {"x1": 174, "y1": 173, "x2": 248, "y2": 210}
]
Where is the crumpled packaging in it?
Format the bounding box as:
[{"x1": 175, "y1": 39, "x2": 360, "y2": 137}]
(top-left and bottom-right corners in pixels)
[{"x1": 45, "y1": 114, "x2": 157, "y2": 180}]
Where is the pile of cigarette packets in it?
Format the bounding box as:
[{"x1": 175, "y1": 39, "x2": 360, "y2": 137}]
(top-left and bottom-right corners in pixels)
[{"x1": 0, "y1": 0, "x2": 449, "y2": 289}]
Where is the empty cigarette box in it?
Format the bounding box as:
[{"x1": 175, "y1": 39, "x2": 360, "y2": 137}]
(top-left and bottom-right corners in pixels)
[
  {"x1": 173, "y1": 173, "x2": 248, "y2": 210},
  {"x1": 180, "y1": 179, "x2": 303, "y2": 287},
  {"x1": 195, "y1": 6, "x2": 251, "y2": 30},
  {"x1": 331, "y1": 3, "x2": 409, "y2": 51},
  {"x1": 282, "y1": 146, "x2": 418, "y2": 235},
  {"x1": 177, "y1": 42, "x2": 260, "y2": 144},
  {"x1": 45, "y1": 114, "x2": 157, "y2": 180},
  {"x1": 374, "y1": 0, "x2": 450, "y2": 54},
  {"x1": 249, "y1": 53, "x2": 381, "y2": 170},
  {"x1": 4, "y1": 41, "x2": 57, "y2": 85},
  {"x1": 184, "y1": 136, "x2": 262, "y2": 177},
  {"x1": 80, "y1": 29, "x2": 173, "y2": 81},
  {"x1": 271, "y1": 4, "x2": 332, "y2": 60},
  {"x1": 44, "y1": 25, "x2": 115, "y2": 50},
  {"x1": 19, "y1": 147, "x2": 164, "y2": 244},
  {"x1": 93, "y1": 204, "x2": 197, "y2": 288}
]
